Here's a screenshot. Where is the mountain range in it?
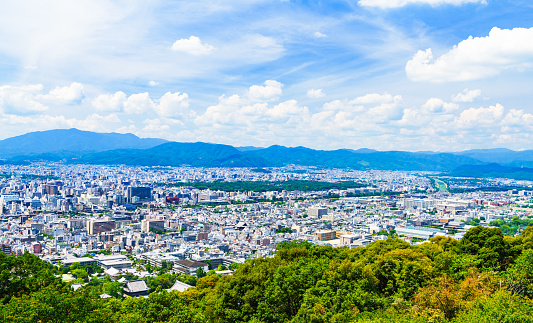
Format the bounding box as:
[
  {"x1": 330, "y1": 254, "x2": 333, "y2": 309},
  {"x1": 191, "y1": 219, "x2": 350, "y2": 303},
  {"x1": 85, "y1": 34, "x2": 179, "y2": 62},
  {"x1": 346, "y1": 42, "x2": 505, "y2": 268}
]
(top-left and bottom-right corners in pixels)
[{"x1": 1, "y1": 129, "x2": 533, "y2": 176}]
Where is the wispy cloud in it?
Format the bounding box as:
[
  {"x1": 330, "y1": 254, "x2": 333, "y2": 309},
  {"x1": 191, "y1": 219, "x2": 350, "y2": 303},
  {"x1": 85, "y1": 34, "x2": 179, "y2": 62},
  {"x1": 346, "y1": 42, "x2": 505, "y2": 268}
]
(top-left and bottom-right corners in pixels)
[{"x1": 359, "y1": 0, "x2": 486, "y2": 9}]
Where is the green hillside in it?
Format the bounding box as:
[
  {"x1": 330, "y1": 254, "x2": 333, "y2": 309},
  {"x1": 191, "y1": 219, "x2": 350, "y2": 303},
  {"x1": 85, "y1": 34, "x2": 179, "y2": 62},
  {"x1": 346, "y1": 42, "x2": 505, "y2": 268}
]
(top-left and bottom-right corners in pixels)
[
  {"x1": 78, "y1": 142, "x2": 270, "y2": 167},
  {"x1": 3, "y1": 226, "x2": 533, "y2": 322}
]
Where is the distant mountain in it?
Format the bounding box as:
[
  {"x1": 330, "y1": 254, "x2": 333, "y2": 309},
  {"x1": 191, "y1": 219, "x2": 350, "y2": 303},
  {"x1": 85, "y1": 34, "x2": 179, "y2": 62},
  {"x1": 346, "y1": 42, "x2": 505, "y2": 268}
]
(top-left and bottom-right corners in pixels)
[
  {"x1": 5, "y1": 129, "x2": 533, "y2": 173},
  {"x1": 235, "y1": 146, "x2": 265, "y2": 152},
  {"x1": 351, "y1": 148, "x2": 378, "y2": 154},
  {"x1": 77, "y1": 144, "x2": 484, "y2": 171},
  {"x1": 78, "y1": 142, "x2": 270, "y2": 167},
  {"x1": 242, "y1": 146, "x2": 483, "y2": 171},
  {"x1": 454, "y1": 148, "x2": 533, "y2": 164},
  {"x1": 450, "y1": 163, "x2": 533, "y2": 181},
  {"x1": 0, "y1": 128, "x2": 167, "y2": 158}
]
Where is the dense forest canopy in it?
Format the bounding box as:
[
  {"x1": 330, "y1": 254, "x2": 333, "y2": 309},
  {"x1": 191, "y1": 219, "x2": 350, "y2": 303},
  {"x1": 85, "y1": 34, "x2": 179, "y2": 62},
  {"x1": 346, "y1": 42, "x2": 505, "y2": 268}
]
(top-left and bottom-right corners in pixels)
[{"x1": 2, "y1": 225, "x2": 533, "y2": 322}]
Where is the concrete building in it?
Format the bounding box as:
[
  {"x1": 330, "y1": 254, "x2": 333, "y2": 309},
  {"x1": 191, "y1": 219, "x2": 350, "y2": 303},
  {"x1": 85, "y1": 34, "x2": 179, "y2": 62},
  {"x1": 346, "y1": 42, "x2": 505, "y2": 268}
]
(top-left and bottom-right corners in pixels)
[
  {"x1": 174, "y1": 259, "x2": 208, "y2": 275},
  {"x1": 308, "y1": 207, "x2": 328, "y2": 218},
  {"x1": 141, "y1": 219, "x2": 165, "y2": 233},
  {"x1": 88, "y1": 220, "x2": 116, "y2": 235},
  {"x1": 314, "y1": 230, "x2": 336, "y2": 241},
  {"x1": 127, "y1": 187, "x2": 152, "y2": 203},
  {"x1": 61, "y1": 257, "x2": 96, "y2": 267}
]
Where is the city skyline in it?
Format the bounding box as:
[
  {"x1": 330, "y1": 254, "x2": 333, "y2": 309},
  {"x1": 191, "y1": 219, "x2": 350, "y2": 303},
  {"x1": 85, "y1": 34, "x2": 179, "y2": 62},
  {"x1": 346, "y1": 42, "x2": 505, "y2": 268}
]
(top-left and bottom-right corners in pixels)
[{"x1": 0, "y1": 0, "x2": 532, "y2": 151}]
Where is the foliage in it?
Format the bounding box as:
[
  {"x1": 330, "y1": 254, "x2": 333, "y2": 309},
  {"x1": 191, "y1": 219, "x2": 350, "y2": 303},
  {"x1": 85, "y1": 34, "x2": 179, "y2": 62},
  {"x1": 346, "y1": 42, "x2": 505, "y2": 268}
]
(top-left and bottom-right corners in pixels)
[
  {"x1": 489, "y1": 216, "x2": 533, "y2": 236},
  {"x1": 4, "y1": 226, "x2": 533, "y2": 322},
  {"x1": 276, "y1": 226, "x2": 293, "y2": 234},
  {"x1": 0, "y1": 252, "x2": 61, "y2": 304}
]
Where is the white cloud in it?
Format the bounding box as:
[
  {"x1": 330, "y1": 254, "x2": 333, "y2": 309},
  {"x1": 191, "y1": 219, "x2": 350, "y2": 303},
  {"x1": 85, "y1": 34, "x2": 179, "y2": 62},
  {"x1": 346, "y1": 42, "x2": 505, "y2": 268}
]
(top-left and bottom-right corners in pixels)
[
  {"x1": 0, "y1": 84, "x2": 48, "y2": 115},
  {"x1": 267, "y1": 100, "x2": 307, "y2": 119},
  {"x1": 248, "y1": 80, "x2": 283, "y2": 102},
  {"x1": 406, "y1": 27, "x2": 533, "y2": 82},
  {"x1": 124, "y1": 92, "x2": 154, "y2": 114},
  {"x1": 314, "y1": 31, "x2": 327, "y2": 38},
  {"x1": 307, "y1": 88, "x2": 325, "y2": 98},
  {"x1": 143, "y1": 118, "x2": 171, "y2": 132},
  {"x1": 350, "y1": 93, "x2": 401, "y2": 105},
  {"x1": 456, "y1": 104, "x2": 504, "y2": 127},
  {"x1": 39, "y1": 82, "x2": 84, "y2": 104},
  {"x1": 153, "y1": 92, "x2": 190, "y2": 118},
  {"x1": 359, "y1": 0, "x2": 486, "y2": 9},
  {"x1": 148, "y1": 80, "x2": 159, "y2": 87},
  {"x1": 422, "y1": 98, "x2": 459, "y2": 113},
  {"x1": 452, "y1": 88, "x2": 481, "y2": 102},
  {"x1": 93, "y1": 90, "x2": 191, "y2": 118},
  {"x1": 171, "y1": 36, "x2": 216, "y2": 55},
  {"x1": 92, "y1": 91, "x2": 127, "y2": 112},
  {"x1": 0, "y1": 82, "x2": 86, "y2": 115}
]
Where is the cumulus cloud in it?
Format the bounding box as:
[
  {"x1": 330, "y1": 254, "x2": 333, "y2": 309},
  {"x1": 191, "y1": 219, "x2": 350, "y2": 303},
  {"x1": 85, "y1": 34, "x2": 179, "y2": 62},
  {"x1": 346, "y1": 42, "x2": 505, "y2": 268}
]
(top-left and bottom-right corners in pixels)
[
  {"x1": 93, "y1": 91, "x2": 127, "y2": 112},
  {"x1": 0, "y1": 84, "x2": 48, "y2": 115},
  {"x1": 154, "y1": 92, "x2": 190, "y2": 118},
  {"x1": 422, "y1": 98, "x2": 459, "y2": 113},
  {"x1": 123, "y1": 92, "x2": 153, "y2": 114},
  {"x1": 307, "y1": 88, "x2": 325, "y2": 98},
  {"x1": 148, "y1": 80, "x2": 159, "y2": 87},
  {"x1": 406, "y1": 27, "x2": 533, "y2": 82},
  {"x1": 452, "y1": 88, "x2": 482, "y2": 102},
  {"x1": 248, "y1": 80, "x2": 283, "y2": 102},
  {"x1": 194, "y1": 90, "x2": 310, "y2": 140},
  {"x1": 314, "y1": 31, "x2": 327, "y2": 38},
  {"x1": 92, "y1": 90, "x2": 190, "y2": 118},
  {"x1": 171, "y1": 36, "x2": 216, "y2": 55},
  {"x1": 143, "y1": 118, "x2": 171, "y2": 132},
  {"x1": 359, "y1": 0, "x2": 486, "y2": 9},
  {"x1": 0, "y1": 82, "x2": 86, "y2": 115},
  {"x1": 39, "y1": 82, "x2": 84, "y2": 104},
  {"x1": 456, "y1": 104, "x2": 504, "y2": 127}
]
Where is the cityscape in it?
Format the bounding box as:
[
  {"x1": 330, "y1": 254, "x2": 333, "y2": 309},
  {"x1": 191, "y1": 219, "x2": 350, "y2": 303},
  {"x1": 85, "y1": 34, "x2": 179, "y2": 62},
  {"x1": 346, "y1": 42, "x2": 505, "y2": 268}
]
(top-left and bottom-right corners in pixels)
[
  {"x1": 2, "y1": 160, "x2": 533, "y2": 297},
  {"x1": 2, "y1": 0, "x2": 533, "y2": 322}
]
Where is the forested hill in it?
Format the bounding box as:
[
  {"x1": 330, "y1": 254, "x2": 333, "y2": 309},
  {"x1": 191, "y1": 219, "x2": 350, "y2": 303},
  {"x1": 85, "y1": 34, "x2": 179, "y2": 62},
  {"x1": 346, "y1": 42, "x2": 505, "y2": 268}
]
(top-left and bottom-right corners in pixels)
[
  {"x1": 5, "y1": 129, "x2": 533, "y2": 172},
  {"x1": 0, "y1": 128, "x2": 167, "y2": 158},
  {"x1": 76, "y1": 144, "x2": 483, "y2": 171},
  {"x1": 3, "y1": 226, "x2": 533, "y2": 322}
]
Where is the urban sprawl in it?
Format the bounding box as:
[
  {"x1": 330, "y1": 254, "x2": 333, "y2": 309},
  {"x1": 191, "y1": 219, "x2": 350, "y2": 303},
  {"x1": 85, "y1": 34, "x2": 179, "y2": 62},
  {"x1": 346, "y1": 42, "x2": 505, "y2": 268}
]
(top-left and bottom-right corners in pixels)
[{"x1": 1, "y1": 163, "x2": 532, "y2": 297}]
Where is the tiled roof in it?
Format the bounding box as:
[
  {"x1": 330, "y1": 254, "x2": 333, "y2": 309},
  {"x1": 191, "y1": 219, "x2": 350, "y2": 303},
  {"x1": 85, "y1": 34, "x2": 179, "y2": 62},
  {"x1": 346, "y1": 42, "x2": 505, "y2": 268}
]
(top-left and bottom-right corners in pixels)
[
  {"x1": 125, "y1": 280, "x2": 150, "y2": 293},
  {"x1": 175, "y1": 259, "x2": 206, "y2": 268},
  {"x1": 167, "y1": 280, "x2": 193, "y2": 292}
]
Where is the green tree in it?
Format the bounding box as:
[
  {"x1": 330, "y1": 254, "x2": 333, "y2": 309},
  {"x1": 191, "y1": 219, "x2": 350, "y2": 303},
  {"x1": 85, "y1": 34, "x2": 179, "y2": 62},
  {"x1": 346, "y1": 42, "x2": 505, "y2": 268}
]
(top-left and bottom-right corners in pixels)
[
  {"x1": 71, "y1": 269, "x2": 89, "y2": 281},
  {"x1": 196, "y1": 268, "x2": 206, "y2": 278},
  {"x1": 229, "y1": 262, "x2": 243, "y2": 271},
  {"x1": 217, "y1": 264, "x2": 228, "y2": 271},
  {"x1": 0, "y1": 252, "x2": 61, "y2": 304},
  {"x1": 460, "y1": 226, "x2": 513, "y2": 270}
]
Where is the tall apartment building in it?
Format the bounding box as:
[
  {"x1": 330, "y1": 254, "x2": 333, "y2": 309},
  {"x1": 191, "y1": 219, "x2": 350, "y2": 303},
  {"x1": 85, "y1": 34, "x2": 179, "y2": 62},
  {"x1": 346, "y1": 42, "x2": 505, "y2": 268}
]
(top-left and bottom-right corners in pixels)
[
  {"x1": 141, "y1": 219, "x2": 165, "y2": 233},
  {"x1": 88, "y1": 219, "x2": 116, "y2": 235},
  {"x1": 308, "y1": 207, "x2": 328, "y2": 218},
  {"x1": 44, "y1": 185, "x2": 59, "y2": 195},
  {"x1": 127, "y1": 187, "x2": 152, "y2": 203}
]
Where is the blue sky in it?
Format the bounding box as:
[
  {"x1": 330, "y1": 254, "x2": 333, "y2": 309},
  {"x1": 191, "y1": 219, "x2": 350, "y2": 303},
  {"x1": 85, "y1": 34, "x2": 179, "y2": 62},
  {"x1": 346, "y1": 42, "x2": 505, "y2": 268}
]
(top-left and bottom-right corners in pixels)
[{"x1": 0, "y1": 0, "x2": 533, "y2": 151}]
